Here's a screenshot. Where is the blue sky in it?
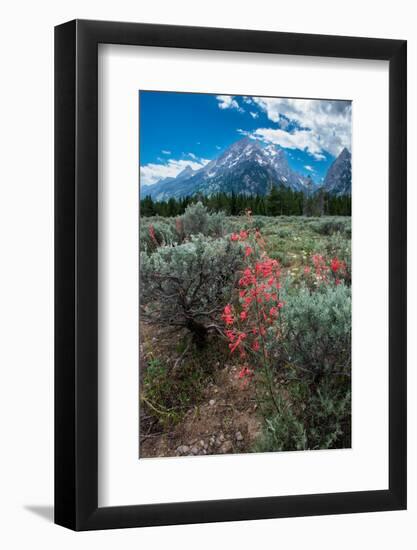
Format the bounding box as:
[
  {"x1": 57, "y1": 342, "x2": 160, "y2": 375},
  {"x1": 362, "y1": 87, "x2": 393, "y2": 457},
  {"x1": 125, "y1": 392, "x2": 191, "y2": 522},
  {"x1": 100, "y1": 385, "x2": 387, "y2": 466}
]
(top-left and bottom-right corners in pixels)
[{"x1": 139, "y1": 91, "x2": 351, "y2": 186}]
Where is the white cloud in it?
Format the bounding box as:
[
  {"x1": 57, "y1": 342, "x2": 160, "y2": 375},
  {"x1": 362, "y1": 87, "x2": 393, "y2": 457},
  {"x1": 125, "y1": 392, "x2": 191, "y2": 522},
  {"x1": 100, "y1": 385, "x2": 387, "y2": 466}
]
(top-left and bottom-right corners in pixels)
[
  {"x1": 250, "y1": 127, "x2": 325, "y2": 158},
  {"x1": 188, "y1": 152, "x2": 197, "y2": 160},
  {"x1": 249, "y1": 111, "x2": 259, "y2": 119},
  {"x1": 216, "y1": 95, "x2": 244, "y2": 112},
  {"x1": 216, "y1": 145, "x2": 222, "y2": 150},
  {"x1": 141, "y1": 157, "x2": 210, "y2": 185},
  {"x1": 237, "y1": 129, "x2": 251, "y2": 137},
  {"x1": 251, "y1": 97, "x2": 351, "y2": 157},
  {"x1": 304, "y1": 165, "x2": 315, "y2": 172},
  {"x1": 161, "y1": 149, "x2": 171, "y2": 155}
]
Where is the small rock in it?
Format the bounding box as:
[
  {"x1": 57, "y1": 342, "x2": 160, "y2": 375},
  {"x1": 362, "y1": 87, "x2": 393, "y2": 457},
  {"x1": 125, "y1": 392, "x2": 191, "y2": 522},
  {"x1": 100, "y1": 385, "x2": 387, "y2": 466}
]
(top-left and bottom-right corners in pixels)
[
  {"x1": 199, "y1": 440, "x2": 205, "y2": 447},
  {"x1": 235, "y1": 431, "x2": 243, "y2": 442},
  {"x1": 176, "y1": 445, "x2": 189, "y2": 455},
  {"x1": 209, "y1": 399, "x2": 216, "y2": 406},
  {"x1": 220, "y1": 440, "x2": 233, "y2": 454},
  {"x1": 190, "y1": 446, "x2": 199, "y2": 455},
  {"x1": 219, "y1": 433, "x2": 225, "y2": 442}
]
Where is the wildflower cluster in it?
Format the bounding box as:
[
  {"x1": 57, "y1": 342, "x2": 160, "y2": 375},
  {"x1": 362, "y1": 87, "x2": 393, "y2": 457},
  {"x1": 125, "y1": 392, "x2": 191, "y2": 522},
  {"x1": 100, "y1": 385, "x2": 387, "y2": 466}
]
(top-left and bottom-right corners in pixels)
[
  {"x1": 222, "y1": 220, "x2": 283, "y2": 385},
  {"x1": 303, "y1": 253, "x2": 348, "y2": 286},
  {"x1": 149, "y1": 224, "x2": 157, "y2": 245}
]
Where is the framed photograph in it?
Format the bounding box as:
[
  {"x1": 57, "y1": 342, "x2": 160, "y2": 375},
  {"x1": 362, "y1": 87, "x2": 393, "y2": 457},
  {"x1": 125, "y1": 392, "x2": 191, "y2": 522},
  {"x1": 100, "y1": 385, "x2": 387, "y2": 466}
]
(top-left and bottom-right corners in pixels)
[{"x1": 55, "y1": 19, "x2": 406, "y2": 530}]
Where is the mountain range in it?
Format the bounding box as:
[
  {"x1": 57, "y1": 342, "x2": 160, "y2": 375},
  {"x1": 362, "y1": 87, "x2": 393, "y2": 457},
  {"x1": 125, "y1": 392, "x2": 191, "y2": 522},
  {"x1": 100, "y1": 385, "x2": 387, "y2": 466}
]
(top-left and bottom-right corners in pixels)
[{"x1": 141, "y1": 138, "x2": 351, "y2": 201}]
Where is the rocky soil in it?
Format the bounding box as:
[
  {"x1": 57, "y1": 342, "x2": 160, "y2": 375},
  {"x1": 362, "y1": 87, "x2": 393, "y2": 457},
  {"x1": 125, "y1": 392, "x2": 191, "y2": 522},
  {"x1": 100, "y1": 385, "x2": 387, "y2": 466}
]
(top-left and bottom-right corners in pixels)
[{"x1": 140, "y1": 363, "x2": 262, "y2": 458}]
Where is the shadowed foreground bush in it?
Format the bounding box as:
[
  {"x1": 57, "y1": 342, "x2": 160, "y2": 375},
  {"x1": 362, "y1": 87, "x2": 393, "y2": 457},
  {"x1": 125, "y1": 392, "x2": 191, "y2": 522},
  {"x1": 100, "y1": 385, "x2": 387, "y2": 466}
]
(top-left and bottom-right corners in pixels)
[{"x1": 140, "y1": 235, "x2": 243, "y2": 347}]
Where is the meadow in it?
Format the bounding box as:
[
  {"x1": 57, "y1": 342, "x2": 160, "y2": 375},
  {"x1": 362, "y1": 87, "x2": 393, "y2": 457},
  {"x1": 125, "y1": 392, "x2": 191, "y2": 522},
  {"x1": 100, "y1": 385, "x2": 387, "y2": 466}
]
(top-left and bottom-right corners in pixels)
[{"x1": 139, "y1": 204, "x2": 351, "y2": 458}]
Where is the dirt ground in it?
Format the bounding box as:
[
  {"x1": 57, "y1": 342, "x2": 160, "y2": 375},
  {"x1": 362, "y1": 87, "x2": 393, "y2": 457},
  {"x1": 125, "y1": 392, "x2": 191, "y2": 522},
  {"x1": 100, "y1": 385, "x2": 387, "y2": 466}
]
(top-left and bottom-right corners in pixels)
[{"x1": 139, "y1": 359, "x2": 262, "y2": 458}]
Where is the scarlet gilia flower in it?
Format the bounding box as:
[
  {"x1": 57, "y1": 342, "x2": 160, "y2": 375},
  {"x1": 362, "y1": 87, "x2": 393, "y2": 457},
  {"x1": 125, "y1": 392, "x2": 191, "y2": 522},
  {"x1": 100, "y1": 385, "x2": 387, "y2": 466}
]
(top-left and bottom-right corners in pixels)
[
  {"x1": 311, "y1": 253, "x2": 329, "y2": 282},
  {"x1": 238, "y1": 366, "x2": 252, "y2": 378},
  {"x1": 230, "y1": 233, "x2": 240, "y2": 241},
  {"x1": 222, "y1": 304, "x2": 234, "y2": 325},
  {"x1": 225, "y1": 225, "x2": 284, "y2": 387},
  {"x1": 175, "y1": 217, "x2": 183, "y2": 236},
  {"x1": 149, "y1": 224, "x2": 157, "y2": 244},
  {"x1": 225, "y1": 329, "x2": 236, "y2": 342},
  {"x1": 244, "y1": 296, "x2": 253, "y2": 306},
  {"x1": 237, "y1": 366, "x2": 253, "y2": 387},
  {"x1": 330, "y1": 257, "x2": 342, "y2": 273},
  {"x1": 304, "y1": 254, "x2": 347, "y2": 285},
  {"x1": 229, "y1": 332, "x2": 246, "y2": 354}
]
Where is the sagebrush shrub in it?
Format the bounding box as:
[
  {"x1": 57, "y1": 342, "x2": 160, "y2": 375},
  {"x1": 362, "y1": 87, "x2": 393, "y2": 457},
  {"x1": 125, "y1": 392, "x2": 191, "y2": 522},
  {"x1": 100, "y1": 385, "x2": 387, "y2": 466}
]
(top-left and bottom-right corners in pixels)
[
  {"x1": 179, "y1": 202, "x2": 230, "y2": 239},
  {"x1": 181, "y1": 201, "x2": 209, "y2": 236},
  {"x1": 207, "y1": 210, "x2": 229, "y2": 238},
  {"x1": 311, "y1": 217, "x2": 351, "y2": 237},
  {"x1": 255, "y1": 283, "x2": 351, "y2": 451},
  {"x1": 140, "y1": 218, "x2": 178, "y2": 253},
  {"x1": 274, "y1": 283, "x2": 351, "y2": 375},
  {"x1": 254, "y1": 376, "x2": 351, "y2": 451},
  {"x1": 253, "y1": 396, "x2": 307, "y2": 452},
  {"x1": 140, "y1": 235, "x2": 243, "y2": 347}
]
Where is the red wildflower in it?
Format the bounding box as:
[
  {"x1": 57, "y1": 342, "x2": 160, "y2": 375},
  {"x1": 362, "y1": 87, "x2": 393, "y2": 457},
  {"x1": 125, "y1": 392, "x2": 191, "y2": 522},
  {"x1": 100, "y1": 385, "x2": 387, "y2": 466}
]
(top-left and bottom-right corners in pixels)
[
  {"x1": 252, "y1": 340, "x2": 260, "y2": 352},
  {"x1": 225, "y1": 329, "x2": 236, "y2": 342},
  {"x1": 222, "y1": 304, "x2": 234, "y2": 326},
  {"x1": 149, "y1": 224, "x2": 158, "y2": 245},
  {"x1": 229, "y1": 332, "x2": 246, "y2": 354},
  {"x1": 238, "y1": 366, "x2": 252, "y2": 379},
  {"x1": 230, "y1": 233, "x2": 239, "y2": 241},
  {"x1": 330, "y1": 258, "x2": 341, "y2": 273}
]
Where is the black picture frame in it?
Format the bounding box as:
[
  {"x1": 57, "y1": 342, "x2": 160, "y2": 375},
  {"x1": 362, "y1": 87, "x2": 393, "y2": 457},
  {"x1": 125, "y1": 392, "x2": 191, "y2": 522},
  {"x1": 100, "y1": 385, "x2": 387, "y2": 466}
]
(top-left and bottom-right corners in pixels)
[{"x1": 55, "y1": 19, "x2": 407, "y2": 531}]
